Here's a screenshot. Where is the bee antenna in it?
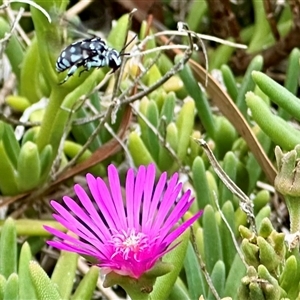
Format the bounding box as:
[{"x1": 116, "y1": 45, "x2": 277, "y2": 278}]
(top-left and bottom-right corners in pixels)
[
  {"x1": 119, "y1": 51, "x2": 130, "y2": 57},
  {"x1": 120, "y1": 34, "x2": 137, "y2": 55}
]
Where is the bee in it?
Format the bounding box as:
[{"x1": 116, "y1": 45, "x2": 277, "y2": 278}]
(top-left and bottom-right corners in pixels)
[{"x1": 56, "y1": 37, "x2": 122, "y2": 84}]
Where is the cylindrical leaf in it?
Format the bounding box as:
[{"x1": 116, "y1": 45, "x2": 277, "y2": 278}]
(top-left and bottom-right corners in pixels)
[
  {"x1": 252, "y1": 70, "x2": 300, "y2": 121},
  {"x1": 221, "y1": 64, "x2": 238, "y2": 101},
  {"x1": 192, "y1": 157, "x2": 211, "y2": 209},
  {"x1": 3, "y1": 273, "x2": 19, "y2": 300},
  {"x1": 29, "y1": 261, "x2": 61, "y2": 300},
  {"x1": 279, "y1": 255, "x2": 297, "y2": 294},
  {"x1": 145, "y1": 100, "x2": 160, "y2": 162},
  {"x1": 51, "y1": 250, "x2": 78, "y2": 299},
  {"x1": 246, "y1": 92, "x2": 300, "y2": 150},
  {"x1": 168, "y1": 278, "x2": 190, "y2": 300},
  {"x1": 224, "y1": 254, "x2": 246, "y2": 297},
  {"x1": 236, "y1": 55, "x2": 263, "y2": 116},
  {"x1": 176, "y1": 99, "x2": 195, "y2": 161},
  {"x1": 18, "y1": 242, "x2": 37, "y2": 299},
  {"x1": 207, "y1": 260, "x2": 226, "y2": 300},
  {"x1": 218, "y1": 152, "x2": 237, "y2": 205},
  {"x1": 177, "y1": 57, "x2": 215, "y2": 138},
  {"x1": 0, "y1": 218, "x2": 17, "y2": 278},
  {"x1": 128, "y1": 131, "x2": 157, "y2": 167},
  {"x1": 219, "y1": 201, "x2": 236, "y2": 274},
  {"x1": 203, "y1": 205, "x2": 223, "y2": 272},
  {"x1": 16, "y1": 141, "x2": 41, "y2": 191},
  {"x1": 71, "y1": 266, "x2": 99, "y2": 300},
  {"x1": 184, "y1": 242, "x2": 206, "y2": 299}
]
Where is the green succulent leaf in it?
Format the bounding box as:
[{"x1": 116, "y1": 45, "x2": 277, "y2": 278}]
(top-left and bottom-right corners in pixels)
[
  {"x1": 51, "y1": 251, "x2": 78, "y2": 299},
  {"x1": 3, "y1": 273, "x2": 19, "y2": 300},
  {"x1": 18, "y1": 242, "x2": 37, "y2": 299},
  {"x1": 71, "y1": 266, "x2": 99, "y2": 300},
  {"x1": 0, "y1": 218, "x2": 17, "y2": 279},
  {"x1": 29, "y1": 261, "x2": 61, "y2": 300},
  {"x1": 184, "y1": 242, "x2": 206, "y2": 299}
]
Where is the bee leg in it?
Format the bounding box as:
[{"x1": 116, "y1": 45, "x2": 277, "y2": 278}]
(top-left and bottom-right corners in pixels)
[
  {"x1": 79, "y1": 61, "x2": 92, "y2": 77},
  {"x1": 78, "y1": 68, "x2": 88, "y2": 77},
  {"x1": 58, "y1": 65, "x2": 78, "y2": 85}
]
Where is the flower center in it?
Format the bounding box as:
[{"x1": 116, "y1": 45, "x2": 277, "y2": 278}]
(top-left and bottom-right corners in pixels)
[{"x1": 109, "y1": 228, "x2": 150, "y2": 261}]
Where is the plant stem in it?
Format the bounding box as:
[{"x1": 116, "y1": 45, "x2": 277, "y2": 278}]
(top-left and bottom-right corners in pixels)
[{"x1": 286, "y1": 196, "x2": 300, "y2": 233}]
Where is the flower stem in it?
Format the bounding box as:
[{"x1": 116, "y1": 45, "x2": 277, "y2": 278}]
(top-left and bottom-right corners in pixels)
[
  {"x1": 285, "y1": 196, "x2": 300, "y2": 233},
  {"x1": 121, "y1": 285, "x2": 150, "y2": 300},
  {"x1": 104, "y1": 273, "x2": 153, "y2": 300}
]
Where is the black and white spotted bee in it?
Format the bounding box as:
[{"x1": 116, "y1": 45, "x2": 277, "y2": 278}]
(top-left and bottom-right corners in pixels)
[{"x1": 56, "y1": 37, "x2": 125, "y2": 84}]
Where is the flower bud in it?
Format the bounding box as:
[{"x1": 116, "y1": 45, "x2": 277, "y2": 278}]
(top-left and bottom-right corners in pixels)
[
  {"x1": 275, "y1": 145, "x2": 300, "y2": 233},
  {"x1": 274, "y1": 145, "x2": 300, "y2": 196}
]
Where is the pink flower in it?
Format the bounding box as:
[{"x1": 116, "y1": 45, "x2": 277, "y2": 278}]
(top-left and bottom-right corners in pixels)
[{"x1": 44, "y1": 164, "x2": 203, "y2": 279}]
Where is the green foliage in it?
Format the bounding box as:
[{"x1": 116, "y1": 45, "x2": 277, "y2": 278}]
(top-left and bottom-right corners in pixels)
[
  {"x1": 238, "y1": 217, "x2": 300, "y2": 299},
  {"x1": 0, "y1": 120, "x2": 53, "y2": 195},
  {"x1": 184, "y1": 242, "x2": 206, "y2": 299},
  {"x1": 0, "y1": 17, "x2": 24, "y2": 80},
  {"x1": 235, "y1": 55, "x2": 263, "y2": 117},
  {"x1": 129, "y1": 94, "x2": 196, "y2": 174},
  {"x1": 0, "y1": 218, "x2": 99, "y2": 300},
  {"x1": 0, "y1": 2, "x2": 130, "y2": 195},
  {"x1": 177, "y1": 58, "x2": 215, "y2": 138}
]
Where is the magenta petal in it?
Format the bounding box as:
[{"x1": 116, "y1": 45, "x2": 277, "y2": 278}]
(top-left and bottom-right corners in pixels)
[
  {"x1": 62, "y1": 195, "x2": 108, "y2": 242},
  {"x1": 44, "y1": 224, "x2": 111, "y2": 258},
  {"x1": 145, "y1": 171, "x2": 167, "y2": 231},
  {"x1": 107, "y1": 165, "x2": 127, "y2": 228},
  {"x1": 72, "y1": 184, "x2": 111, "y2": 240},
  {"x1": 44, "y1": 226, "x2": 99, "y2": 255},
  {"x1": 50, "y1": 201, "x2": 99, "y2": 242},
  {"x1": 95, "y1": 177, "x2": 120, "y2": 230},
  {"x1": 151, "y1": 182, "x2": 182, "y2": 232},
  {"x1": 141, "y1": 164, "x2": 156, "y2": 228},
  {"x1": 164, "y1": 210, "x2": 203, "y2": 245},
  {"x1": 159, "y1": 192, "x2": 193, "y2": 235},
  {"x1": 87, "y1": 174, "x2": 118, "y2": 230},
  {"x1": 132, "y1": 165, "x2": 146, "y2": 229},
  {"x1": 125, "y1": 168, "x2": 135, "y2": 228},
  {"x1": 52, "y1": 214, "x2": 100, "y2": 245}
]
